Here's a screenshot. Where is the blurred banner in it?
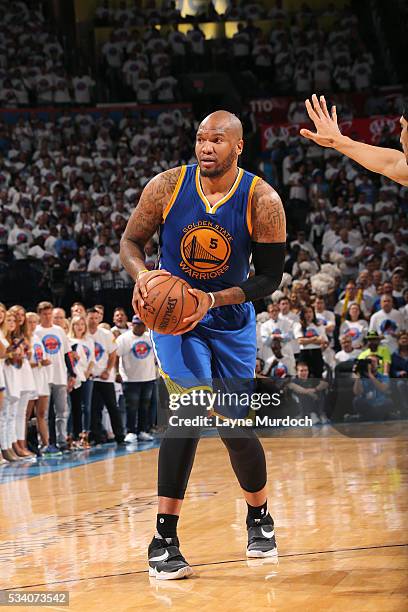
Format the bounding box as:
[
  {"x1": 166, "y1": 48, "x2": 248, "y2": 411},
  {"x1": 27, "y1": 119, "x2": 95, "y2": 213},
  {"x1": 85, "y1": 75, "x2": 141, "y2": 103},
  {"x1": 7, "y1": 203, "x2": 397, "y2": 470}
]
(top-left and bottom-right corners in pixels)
[
  {"x1": 250, "y1": 90, "x2": 403, "y2": 122},
  {"x1": 260, "y1": 116, "x2": 401, "y2": 150}
]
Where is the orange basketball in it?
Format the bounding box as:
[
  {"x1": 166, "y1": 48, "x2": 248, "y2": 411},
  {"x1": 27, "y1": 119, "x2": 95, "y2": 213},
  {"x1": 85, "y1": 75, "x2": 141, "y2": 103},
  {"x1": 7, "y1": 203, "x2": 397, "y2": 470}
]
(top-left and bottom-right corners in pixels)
[{"x1": 136, "y1": 275, "x2": 198, "y2": 335}]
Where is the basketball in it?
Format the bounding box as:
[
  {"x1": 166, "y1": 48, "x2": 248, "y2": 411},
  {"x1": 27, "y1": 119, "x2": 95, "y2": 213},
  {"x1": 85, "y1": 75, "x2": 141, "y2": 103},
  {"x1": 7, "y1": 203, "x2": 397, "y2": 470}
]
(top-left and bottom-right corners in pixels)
[{"x1": 137, "y1": 274, "x2": 198, "y2": 334}]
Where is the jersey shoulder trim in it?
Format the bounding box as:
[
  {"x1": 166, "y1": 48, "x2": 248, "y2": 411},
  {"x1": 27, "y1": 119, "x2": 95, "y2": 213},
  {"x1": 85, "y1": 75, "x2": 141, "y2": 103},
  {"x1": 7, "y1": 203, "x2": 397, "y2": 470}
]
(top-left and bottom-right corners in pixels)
[
  {"x1": 246, "y1": 175, "x2": 261, "y2": 236},
  {"x1": 162, "y1": 165, "x2": 187, "y2": 221}
]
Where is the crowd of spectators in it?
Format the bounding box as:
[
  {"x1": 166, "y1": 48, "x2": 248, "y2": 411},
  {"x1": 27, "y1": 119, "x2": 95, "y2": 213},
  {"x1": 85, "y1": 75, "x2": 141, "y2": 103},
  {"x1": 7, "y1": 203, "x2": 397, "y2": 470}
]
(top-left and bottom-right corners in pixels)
[
  {"x1": 1, "y1": 281, "x2": 407, "y2": 465},
  {"x1": 253, "y1": 110, "x2": 407, "y2": 423},
  {"x1": 0, "y1": 93, "x2": 407, "y2": 440},
  {"x1": 98, "y1": 1, "x2": 376, "y2": 103},
  {"x1": 0, "y1": 2, "x2": 406, "y2": 465},
  {"x1": 0, "y1": 0, "x2": 95, "y2": 107},
  {"x1": 0, "y1": 0, "x2": 378, "y2": 108},
  {"x1": 0, "y1": 300, "x2": 158, "y2": 463},
  {"x1": 0, "y1": 106, "x2": 199, "y2": 305}
]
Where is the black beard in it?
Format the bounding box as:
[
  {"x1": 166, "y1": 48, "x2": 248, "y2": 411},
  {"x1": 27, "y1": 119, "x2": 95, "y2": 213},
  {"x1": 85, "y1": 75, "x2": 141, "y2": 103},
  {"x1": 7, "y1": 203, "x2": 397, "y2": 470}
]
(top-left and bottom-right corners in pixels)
[{"x1": 199, "y1": 149, "x2": 237, "y2": 177}]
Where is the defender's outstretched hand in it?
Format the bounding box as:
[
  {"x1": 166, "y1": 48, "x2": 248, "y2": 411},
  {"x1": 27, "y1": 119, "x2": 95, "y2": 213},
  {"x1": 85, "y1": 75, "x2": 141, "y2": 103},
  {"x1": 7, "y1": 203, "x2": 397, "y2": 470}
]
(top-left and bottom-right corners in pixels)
[{"x1": 300, "y1": 94, "x2": 342, "y2": 148}]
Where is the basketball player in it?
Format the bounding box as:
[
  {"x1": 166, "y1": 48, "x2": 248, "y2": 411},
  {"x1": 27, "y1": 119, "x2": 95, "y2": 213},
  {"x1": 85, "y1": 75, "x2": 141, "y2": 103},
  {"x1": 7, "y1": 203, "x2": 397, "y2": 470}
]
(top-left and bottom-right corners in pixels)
[
  {"x1": 120, "y1": 110, "x2": 286, "y2": 579},
  {"x1": 301, "y1": 94, "x2": 408, "y2": 186}
]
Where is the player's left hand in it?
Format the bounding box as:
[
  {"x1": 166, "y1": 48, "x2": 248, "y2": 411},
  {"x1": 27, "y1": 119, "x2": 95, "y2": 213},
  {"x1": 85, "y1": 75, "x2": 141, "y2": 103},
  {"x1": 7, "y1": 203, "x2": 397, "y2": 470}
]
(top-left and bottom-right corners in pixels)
[
  {"x1": 300, "y1": 94, "x2": 342, "y2": 147},
  {"x1": 173, "y1": 289, "x2": 212, "y2": 335}
]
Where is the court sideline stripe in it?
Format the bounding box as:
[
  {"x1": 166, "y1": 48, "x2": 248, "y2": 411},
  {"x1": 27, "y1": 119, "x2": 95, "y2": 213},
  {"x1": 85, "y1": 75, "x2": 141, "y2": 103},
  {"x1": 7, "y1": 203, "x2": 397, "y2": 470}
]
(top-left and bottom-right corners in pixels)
[{"x1": 5, "y1": 542, "x2": 408, "y2": 590}]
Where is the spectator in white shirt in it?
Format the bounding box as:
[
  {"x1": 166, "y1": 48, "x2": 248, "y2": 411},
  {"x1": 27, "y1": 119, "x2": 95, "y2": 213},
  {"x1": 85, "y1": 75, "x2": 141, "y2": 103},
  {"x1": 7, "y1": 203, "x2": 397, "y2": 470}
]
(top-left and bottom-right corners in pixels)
[
  {"x1": 293, "y1": 306, "x2": 328, "y2": 378},
  {"x1": 154, "y1": 72, "x2": 177, "y2": 103},
  {"x1": 111, "y1": 307, "x2": 131, "y2": 337},
  {"x1": 351, "y1": 58, "x2": 371, "y2": 90},
  {"x1": 373, "y1": 191, "x2": 396, "y2": 229},
  {"x1": 87, "y1": 308, "x2": 125, "y2": 445},
  {"x1": 260, "y1": 303, "x2": 295, "y2": 358},
  {"x1": 102, "y1": 33, "x2": 123, "y2": 69},
  {"x1": 314, "y1": 296, "x2": 335, "y2": 338},
  {"x1": 332, "y1": 228, "x2": 362, "y2": 279},
  {"x1": 116, "y1": 316, "x2": 156, "y2": 442},
  {"x1": 53, "y1": 69, "x2": 71, "y2": 104},
  {"x1": 353, "y1": 193, "x2": 373, "y2": 229},
  {"x1": 335, "y1": 336, "x2": 361, "y2": 365},
  {"x1": 262, "y1": 337, "x2": 296, "y2": 379},
  {"x1": 232, "y1": 24, "x2": 250, "y2": 68},
  {"x1": 294, "y1": 64, "x2": 312, "y2": 96},
  {"x1": 134, "y1": 70, "x2": 153, "y2": 103},
  {"x1": 335, "y1": 281, "x2": 371, "y2": 319},
  {"x1": 72, "y1": 72, "x2": 95, "y2": 104},
  {"x1": 34, "y1": 67, "x2": 54, "y2": 104},
  {"x1": 187, "y1": 24, "x2": 205, "y2": 69},
  {"x1": 35, "y1": 301, "x2": 75, "y2": 450},
  {"x1": 167, "y1": 27, "x2": 187, "y2": 71},
  {"x1": 339, "y1": 303, "x2": 368, "y2": 349},
  {"x1": 87, "y1": 244, "x2": 111, "y2": 275},
  {"x1": 290, "y1": 230, "x2": 318, "y2": 260},
  {"x1": 312, "y1": 59, "x2": 331, "y2": 91},
  {"x1": 369, "y1": 295, "x2": 405, "y2": 353},
  {"x1": 68, "y1": 315, "x2": 95, "y2": 441}
]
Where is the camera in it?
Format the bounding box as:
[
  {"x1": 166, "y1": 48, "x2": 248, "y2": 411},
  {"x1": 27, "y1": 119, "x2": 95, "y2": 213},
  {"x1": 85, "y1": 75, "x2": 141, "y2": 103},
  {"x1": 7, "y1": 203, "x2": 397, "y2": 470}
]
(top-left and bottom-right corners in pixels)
[{"x1": 353, "y1": 358, "x2": 372, "y2": 377}]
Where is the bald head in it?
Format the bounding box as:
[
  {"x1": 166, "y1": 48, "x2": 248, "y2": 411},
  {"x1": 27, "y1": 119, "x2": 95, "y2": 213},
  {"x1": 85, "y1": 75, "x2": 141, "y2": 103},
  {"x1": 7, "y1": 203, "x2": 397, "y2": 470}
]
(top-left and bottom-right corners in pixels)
[
  {"x1": 199, "y1": 110, "x2": 243, "y2": 140},
  {"x1": 196, "y1": 110, "x2": 244, "y2": 178}
]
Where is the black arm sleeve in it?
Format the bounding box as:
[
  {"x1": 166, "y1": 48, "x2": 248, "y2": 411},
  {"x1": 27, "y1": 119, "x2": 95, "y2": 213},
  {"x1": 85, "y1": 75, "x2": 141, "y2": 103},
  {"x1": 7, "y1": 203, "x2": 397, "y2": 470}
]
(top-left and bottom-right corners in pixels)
[
  {"x1": 238, "y1": 242, "x2": 285, "y2": 302},
  {"x1": 64, "y1": 352, "x2": 76, "y2": 378}
]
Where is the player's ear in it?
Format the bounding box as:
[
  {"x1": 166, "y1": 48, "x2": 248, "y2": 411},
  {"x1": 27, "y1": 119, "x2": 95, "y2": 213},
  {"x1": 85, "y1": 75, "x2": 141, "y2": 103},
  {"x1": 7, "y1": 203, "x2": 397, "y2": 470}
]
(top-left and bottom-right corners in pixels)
[{"x1": 236, "y1": 139, "x2": 244, "y2": 156}]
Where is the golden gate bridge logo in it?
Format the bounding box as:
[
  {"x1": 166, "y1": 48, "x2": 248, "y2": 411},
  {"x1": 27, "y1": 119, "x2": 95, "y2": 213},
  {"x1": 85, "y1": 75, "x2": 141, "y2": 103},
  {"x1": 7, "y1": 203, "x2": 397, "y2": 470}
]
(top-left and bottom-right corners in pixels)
[{"x1": 180, "y1": 227, "x2": 231, "y2": 273}]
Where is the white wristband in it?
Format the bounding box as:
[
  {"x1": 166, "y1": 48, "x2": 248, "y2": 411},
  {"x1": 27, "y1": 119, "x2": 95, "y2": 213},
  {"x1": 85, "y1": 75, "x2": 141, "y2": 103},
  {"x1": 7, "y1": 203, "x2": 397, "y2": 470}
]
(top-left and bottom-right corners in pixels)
[{"x1": 207, "y1": 292, "x2": 215, "y2": 309}]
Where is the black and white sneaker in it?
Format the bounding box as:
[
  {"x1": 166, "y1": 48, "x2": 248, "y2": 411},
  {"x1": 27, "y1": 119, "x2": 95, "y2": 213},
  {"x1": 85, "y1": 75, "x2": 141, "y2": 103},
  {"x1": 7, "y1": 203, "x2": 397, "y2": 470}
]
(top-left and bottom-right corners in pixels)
[
  {"x1": 148, "y1": 536, "x2": 193, "y2": 580},
  {"x1": 246, "y1": 514, "x2": 278, "y2": 558}
]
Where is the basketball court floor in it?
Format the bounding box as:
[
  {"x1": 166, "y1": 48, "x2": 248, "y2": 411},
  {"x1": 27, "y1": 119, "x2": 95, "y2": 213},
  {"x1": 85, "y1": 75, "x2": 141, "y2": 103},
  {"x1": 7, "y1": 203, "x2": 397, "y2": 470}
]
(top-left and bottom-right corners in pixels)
[{"x1": 1, "y1": 424, "x2": 407, "y2": 611}]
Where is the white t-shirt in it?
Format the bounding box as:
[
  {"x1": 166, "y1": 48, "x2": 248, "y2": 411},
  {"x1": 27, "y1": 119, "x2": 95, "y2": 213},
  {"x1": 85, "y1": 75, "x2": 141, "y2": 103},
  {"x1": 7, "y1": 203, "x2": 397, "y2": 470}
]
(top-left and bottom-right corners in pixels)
[
  {"x1": 89, "y1": 328, "x2": 116, "y2": 382},
  {"x1": 72, "y1": 76, "x2": 95, "y2": 104},
  {"x1": 339, "y1": 320, "x2": 368, "y2": 348},
  {"x1": 369, "y1": 309, "x2": 405, "y2": 352},
  {"x1": 279, "y1": 312, "x2": 300, "y2": 354},
  {"x1": 263, "y1": 352, "x2": 296, "y2": 378},
  {"x1": 88, "y1": 254, "x2": 111, "y2": 273},
  {"x1": 35, "y1": 324, "x2": 71, "y2": 385},
  {"x1": 335, "y1": 348, "x2": 361, "y2": 364},
  {"x1": 70, "y1": 334, "x2": 95, "y2": 381},
  {"x1": 260, "y1": 318, "x2": 294, "y2": 347},
  {"x1": 116, "y1": 330, "x2": 156, "y2": 382},
  {"x1": 315, "y1": 310, "x2": 336, "y2": 338},
  {"x1": 293, "y1": 322, "x2": 327, "y2": 350}
]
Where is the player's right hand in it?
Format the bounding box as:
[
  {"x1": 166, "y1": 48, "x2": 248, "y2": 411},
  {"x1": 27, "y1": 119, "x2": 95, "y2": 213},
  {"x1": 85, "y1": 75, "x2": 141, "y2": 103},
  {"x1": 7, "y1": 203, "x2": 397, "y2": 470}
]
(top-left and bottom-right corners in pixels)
[
  {"x1": 300, "y1": 94, "x2": 342, "y2": 148},
  {"x1": 132, "y1": 269, "x2": 171, "y2": 314}
]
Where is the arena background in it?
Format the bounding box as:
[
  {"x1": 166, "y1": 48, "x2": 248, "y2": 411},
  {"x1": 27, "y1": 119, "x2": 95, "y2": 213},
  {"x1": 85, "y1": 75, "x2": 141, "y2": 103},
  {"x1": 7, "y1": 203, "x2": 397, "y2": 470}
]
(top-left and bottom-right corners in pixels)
[{"x1": 0, "y1": 0, "x2": 407, "y2": 609}]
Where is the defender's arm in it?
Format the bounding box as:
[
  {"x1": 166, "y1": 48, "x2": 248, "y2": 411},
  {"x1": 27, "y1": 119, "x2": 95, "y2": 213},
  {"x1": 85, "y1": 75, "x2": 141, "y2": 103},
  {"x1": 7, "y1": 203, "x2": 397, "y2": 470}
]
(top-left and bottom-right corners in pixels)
[{"x1": 301, "y1": 94, "x2": 408, "y2": 186}]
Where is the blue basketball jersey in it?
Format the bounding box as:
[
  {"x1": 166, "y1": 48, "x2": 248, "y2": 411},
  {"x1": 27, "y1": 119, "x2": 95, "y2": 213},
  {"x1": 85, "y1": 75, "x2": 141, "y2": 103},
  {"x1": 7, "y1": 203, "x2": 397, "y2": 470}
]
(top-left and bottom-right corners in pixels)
[
  {"x1": 159, "y1": 164, "x2": 260, "y2": 293},
  {"x1": 152, "y1": 164, "x2": 260, "y2": 410}
]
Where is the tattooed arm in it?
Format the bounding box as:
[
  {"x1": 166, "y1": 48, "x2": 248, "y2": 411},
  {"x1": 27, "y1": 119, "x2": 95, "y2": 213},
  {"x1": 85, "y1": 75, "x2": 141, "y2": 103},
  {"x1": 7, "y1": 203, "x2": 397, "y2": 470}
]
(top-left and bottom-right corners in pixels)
[
  {"x1": 251, "y1": 179, "x2": 287, "y2": 243},
  {"x1": 178, "y1": 180, "x2": 286, "y2": 333},
  {"x1": 120, "y1": 167, "x2": 181, "y2": 311}
]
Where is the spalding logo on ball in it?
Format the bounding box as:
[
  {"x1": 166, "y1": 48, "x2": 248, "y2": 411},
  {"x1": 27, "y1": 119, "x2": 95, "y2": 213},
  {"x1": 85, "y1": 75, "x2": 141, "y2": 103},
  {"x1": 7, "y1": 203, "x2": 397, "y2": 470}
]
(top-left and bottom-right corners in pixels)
[{"x1": 137, "y1": 274, "x2": 198, "y2": 335}]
